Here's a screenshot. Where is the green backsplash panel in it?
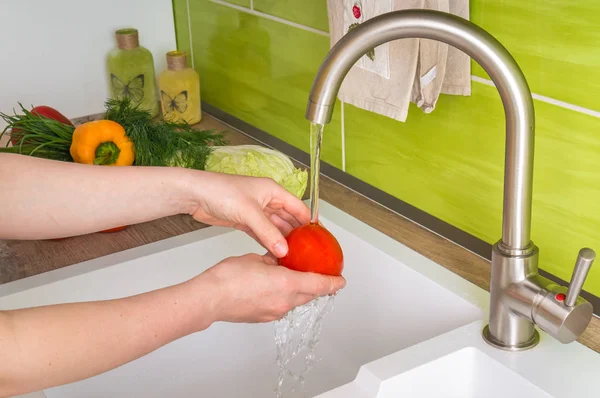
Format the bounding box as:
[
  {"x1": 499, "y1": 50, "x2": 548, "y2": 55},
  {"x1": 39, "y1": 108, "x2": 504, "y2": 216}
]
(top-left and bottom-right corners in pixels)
[
  {"x1": 172, "y1": 0, "x2": 191, "y2": 57},
  {"x1": 221, "y1": 0, "x2": 251, "y2": 7},
  {"x1": 174, "y1": 0, "x2": 600, "y2": 296},
  {"x1": 345, "y1": 85, "x2": 505, "y2": 244},
  {"x1": 471, "y1": 0, "x2": 600, "y2": 112},
  {"x1": 186, "y1": 0, "x2": 342, "y2": 169},
  {"x1": 345, "y1": 82, "x2": 600, "y2": 294},
  {"x1": 254, "y1": 0, "x2": 330, "y2": 32}
]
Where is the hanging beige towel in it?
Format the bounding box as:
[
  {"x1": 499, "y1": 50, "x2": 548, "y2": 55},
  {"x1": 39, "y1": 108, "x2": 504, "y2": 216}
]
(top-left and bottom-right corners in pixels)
[
  {"x1": 410, "y1": 0, "x2": 449, "y2": 114},
  {"x1": 326, "y1": 0, "x2": 471, "y2": 122},
  {"x1": 441, "y1": 0, "x2": 471, "y2": 96}
]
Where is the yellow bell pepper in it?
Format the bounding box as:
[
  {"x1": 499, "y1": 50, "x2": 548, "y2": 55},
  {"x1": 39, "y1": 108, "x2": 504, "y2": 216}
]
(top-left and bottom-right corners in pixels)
[{"x1": 70, "y1": 120, "x2": 135, "y2": 166}]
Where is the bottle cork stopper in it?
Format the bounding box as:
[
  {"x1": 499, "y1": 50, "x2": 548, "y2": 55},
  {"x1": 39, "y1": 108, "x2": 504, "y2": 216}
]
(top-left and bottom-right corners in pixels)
[
  {"x1": 166, "y1": 51, "x2": 188, "y2": 71},
  {"x1": 116, "y1": 28, "x2": 140, "y2": 50}
]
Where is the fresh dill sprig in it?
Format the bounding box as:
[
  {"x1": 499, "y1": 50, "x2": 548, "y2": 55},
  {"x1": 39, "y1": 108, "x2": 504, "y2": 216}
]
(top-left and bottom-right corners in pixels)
[
  {"x1": 0, "y1": 98, "x2": 226, "y2": 169},
  {"x1": 104, "y1": 98, "x2": 226, "y2": 169}
]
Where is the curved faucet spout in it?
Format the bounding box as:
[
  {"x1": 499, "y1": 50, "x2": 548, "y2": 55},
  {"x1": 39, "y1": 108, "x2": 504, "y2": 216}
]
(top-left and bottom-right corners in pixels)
[
  {"x1": 306, "y1": 9, "x2": 595, "y2": 351},
  {"x1": 305, "y1": 9, "x2": 534, "y2": 252}
]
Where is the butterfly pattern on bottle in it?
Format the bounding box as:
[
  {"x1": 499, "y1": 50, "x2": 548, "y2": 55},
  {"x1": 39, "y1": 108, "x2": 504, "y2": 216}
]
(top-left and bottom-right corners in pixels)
[
  {"x1": 111, "y1": 74, "x2": 145, "y2": 104},
  {"x1": 160, "y1": 90, "x2": 189, "y2": 115}
]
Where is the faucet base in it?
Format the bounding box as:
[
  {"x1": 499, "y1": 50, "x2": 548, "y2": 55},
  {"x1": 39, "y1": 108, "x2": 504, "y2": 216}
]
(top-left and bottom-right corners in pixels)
[{"x1": 482, "y1": 325, "x2": 540, "y2": 351}]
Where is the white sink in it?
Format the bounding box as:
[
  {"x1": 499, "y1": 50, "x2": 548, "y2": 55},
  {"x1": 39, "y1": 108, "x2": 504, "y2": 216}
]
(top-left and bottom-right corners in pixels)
[
  {"x1": 0, "y1": 201, "x2": 484, "y2": 398},
  {"x1": 377, "y1": 347, "x2": 551, "y2": 398},
  {"x1": 317, "y1": 316, "x2": 600, "y2": 398}
]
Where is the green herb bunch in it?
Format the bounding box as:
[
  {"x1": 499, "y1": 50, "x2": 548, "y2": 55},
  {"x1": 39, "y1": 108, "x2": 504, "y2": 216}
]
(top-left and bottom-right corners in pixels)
[
  {"x1": 0, "y1": 105, "x2": 75, "y2": 161},
  {"x1": 104, "y1": 98, "x2": 225, "y2": 169}
]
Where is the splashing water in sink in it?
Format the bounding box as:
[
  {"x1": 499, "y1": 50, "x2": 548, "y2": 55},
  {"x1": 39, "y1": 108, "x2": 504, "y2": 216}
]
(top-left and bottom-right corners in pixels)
[
  {"x1": 273, "y1": 122, "x2": 333, "y2": 397},
  {"x1": 274, "y1": 295, "x2": 336, "y2": 397}
]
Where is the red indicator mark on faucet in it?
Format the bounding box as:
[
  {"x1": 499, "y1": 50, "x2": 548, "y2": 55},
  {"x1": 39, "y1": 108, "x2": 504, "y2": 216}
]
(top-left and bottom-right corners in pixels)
[
  {"x1": 352, "y1": 4, "x2": 362, "y2": 19},
  {"x1": 555, "y1": 293, "x2": 566, "y2": 302}
]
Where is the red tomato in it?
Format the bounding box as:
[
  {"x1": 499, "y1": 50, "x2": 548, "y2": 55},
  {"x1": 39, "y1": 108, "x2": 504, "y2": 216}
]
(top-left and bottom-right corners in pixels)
[
  {"x1": 278, "y1": 223, "x2": 344, "y2": 276},
  {"x1": 48, "y1": 225, "x2": 126, "y2": 240},
  {"x1": 10, "y1": 105, "x2": 74, "y2": 146}
]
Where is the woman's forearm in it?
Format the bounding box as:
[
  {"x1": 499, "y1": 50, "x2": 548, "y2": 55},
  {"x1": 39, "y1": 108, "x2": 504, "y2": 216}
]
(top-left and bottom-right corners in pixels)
[
  {"x1": 0, "y1": 279, "x2": 214, "y2": 397},
  {"x1": 0, "y1": 153, "x2": 196, "y2": 240}
]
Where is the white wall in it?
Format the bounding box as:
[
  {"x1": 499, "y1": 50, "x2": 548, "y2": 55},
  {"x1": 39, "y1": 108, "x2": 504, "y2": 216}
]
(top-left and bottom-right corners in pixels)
[{"x1": 0, "y1": 0, "x2": 176, "y2": 128}]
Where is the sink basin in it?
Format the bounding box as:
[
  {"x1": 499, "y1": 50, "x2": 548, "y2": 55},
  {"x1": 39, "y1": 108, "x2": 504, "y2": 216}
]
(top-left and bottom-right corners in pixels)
[
  {"x1": 377, "y1": 347, "x2": 551, "y2": 398},
  {"x1": 316, "y1": 316, "x2": 600, "y2": 398},
  {"x1": 0, "y1": 201, "x2": 483, "y2": 397}
]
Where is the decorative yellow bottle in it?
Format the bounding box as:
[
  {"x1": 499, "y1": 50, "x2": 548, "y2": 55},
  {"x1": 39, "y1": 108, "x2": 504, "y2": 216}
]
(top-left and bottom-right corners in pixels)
[{"x1": 157, "y1": 51, "x2": 201, "y2": 124}]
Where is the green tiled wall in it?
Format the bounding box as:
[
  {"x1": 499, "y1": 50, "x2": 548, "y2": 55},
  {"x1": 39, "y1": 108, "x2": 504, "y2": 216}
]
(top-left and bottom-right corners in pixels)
[
  {"x1": 172, "y1": 0, "x2": 190, "y2": 55},
  {"x1": 179, "y1": 0, "x2": 342, "y2": 169},
  {"x1": 471, "y1": 1, "x2": 600, "y2": 111},
  {"x1": 173, "y1": 0, "x2": 600, "y2": 296},
  {"x1": 223, "y1": 0, "x2": 251, "y2": 7},
  {"x1": 254, "y1": 0, "x2": 330, "y2": 32}
]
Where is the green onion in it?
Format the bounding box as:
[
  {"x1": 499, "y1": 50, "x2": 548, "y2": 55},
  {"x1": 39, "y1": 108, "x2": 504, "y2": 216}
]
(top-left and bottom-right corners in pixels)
[{"x1": 0, "y1": 104, "x2": 75, "y2": 161}]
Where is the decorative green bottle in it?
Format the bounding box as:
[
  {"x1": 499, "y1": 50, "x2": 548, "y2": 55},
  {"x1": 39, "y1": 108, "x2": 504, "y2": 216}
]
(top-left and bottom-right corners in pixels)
[{"x1": 107, "y1": 28, "x2": 159, "y2": 117}]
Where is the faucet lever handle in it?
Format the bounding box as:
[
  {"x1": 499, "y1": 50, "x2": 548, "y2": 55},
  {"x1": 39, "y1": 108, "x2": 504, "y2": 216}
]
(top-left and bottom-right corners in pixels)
[{"x1": 565, "y1": 248, "x2": 595, "y2": 307}]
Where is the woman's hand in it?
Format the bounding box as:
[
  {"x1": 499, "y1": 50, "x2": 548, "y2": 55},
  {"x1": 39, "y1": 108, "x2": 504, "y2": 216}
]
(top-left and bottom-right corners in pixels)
[
  {"x1": 0, "y1": 155, "x2": 308, "y2": 242},
  {"x1": 189, "y1": 253, "x2": 346, "y2": 325},
  {"x1": 185, "y1": 172, "x2": 310, "y2": 258},
  {"x1": 0, "y1": 253, "x2": 346, "y2": 397}
]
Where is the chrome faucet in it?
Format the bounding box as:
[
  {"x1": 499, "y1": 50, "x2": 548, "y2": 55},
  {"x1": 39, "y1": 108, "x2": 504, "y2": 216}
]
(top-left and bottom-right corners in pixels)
[{"x1": 305, "y1": 10, "x2": 596, "y2": 351}]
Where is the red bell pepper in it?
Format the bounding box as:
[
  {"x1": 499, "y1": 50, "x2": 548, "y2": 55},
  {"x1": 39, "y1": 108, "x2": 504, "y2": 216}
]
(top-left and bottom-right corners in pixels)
[{"x1": 10, "y1": 105, "x2": 74, "y2": 146}]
